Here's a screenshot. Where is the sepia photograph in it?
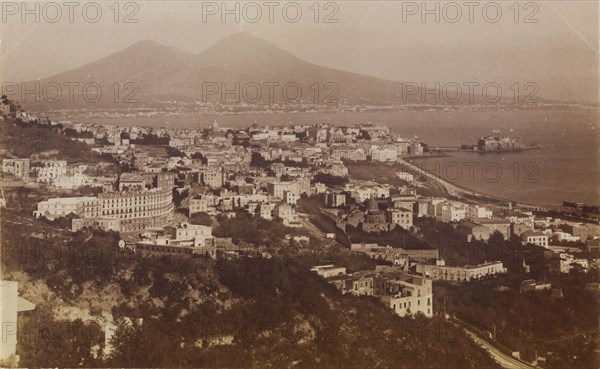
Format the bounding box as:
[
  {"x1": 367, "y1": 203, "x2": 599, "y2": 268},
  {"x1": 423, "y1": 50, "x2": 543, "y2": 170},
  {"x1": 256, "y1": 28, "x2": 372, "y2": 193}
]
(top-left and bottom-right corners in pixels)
[{"x1": 0, "y1": 1, "x2": 598, "y2": 368}]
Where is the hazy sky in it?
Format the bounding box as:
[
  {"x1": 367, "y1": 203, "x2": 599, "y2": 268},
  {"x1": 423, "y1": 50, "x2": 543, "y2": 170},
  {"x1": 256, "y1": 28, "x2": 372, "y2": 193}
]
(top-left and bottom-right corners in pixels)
[{"x1": 1, "y1": 1, "x2": 598, "y2": 103}]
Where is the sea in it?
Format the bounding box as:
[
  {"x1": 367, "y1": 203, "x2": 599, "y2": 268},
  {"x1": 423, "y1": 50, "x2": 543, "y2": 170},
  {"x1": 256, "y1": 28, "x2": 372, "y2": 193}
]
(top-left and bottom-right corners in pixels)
[{"x1": 72, "y1": 108, "x2": 600, "y2": 207}]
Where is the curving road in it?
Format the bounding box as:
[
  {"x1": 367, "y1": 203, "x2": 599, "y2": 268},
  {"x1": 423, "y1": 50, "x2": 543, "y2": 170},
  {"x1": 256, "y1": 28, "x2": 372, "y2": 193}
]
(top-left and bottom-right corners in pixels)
[
  {"x1": 460, "y1": 327, "x2": 539, "y2": 369},
  {"x1": 398, "y1": 159, "x2": 534, "y2": 209}
]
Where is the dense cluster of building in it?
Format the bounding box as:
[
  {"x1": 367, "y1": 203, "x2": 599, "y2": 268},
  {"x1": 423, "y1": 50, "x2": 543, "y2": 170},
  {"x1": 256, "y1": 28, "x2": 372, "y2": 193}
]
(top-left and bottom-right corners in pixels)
[
  {"x1": 311, "y1": 264, "x2": 433, "y2": 318},
  {"x1": 1, "y1": 102, "x2": 598, "y2": 328},
  {"x1": 34, "y1": 172, "x2": 175, "y2": 232}
]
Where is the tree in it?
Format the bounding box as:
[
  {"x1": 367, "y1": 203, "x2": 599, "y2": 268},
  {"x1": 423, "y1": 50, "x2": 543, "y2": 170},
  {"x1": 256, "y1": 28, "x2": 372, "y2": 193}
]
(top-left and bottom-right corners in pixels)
[
  {"x1": 314, "y1": 173, "x2": 348, "y2": 186},
  {"x1": 250, "y1": 152, "x2": 269, "y2": 169},
  {"x1": 190, "y1": 212, "x2": 213, "y2": 226}
]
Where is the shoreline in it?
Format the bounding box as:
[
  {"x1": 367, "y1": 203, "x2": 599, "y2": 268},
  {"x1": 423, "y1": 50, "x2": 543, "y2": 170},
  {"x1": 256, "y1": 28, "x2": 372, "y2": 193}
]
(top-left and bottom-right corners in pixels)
[{"x1": 396, "y1": 159, "x2": 557, "y2": 210}]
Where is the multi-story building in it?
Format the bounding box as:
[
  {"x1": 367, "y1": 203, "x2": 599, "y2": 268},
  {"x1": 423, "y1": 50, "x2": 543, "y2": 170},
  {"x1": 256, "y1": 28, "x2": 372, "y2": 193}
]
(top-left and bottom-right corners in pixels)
[
  {"x1": 72, "y1": 217, "x2": 120, "y2": 232},
  {"x1": 2, "y1": 158, "x2": 30, "y2": 181},
  {"x1": 312, "y1": 263, "x2": 433, "y2": 318},
  {"x1": 330, "y1": 147, "x2": 367, "y2": 161},
  {"x1": 387, "y1": 207, "x2": 413, "y2": 229},
  {"x1": 415, "y1": 260, "x2": 506, "y2": 282},
  {"x1": 390, "y1": 195, "x2": 417, "y2": 212},
  {"x1": 284, "y1": 190, "x2": 299, "y2": 205},
  {"x1": 34, "y1": 197, "x2": 100, "y2": 220},
  {"x1": 175, "y1": 223, "x2": 212, "y2": 240},
  {"x1": 195, "y1": 168, "x2": 223, "y2": 188},
  {"x1": 508, "y1": 213, "x2": 535, "y2": 228},
  {"x1": 348, "y1": 271, "x2": 377, "y2": 296},
  {"x1": 521, "y1": 230, "x2": 549, "y2": 247},
  {"x1": 466, "y1": 205, "x2": 492, "y2": 220},
  {"x1": 258, "y1": 203, "x2": 275, "y2": 220},
  {"x1": 351, "y1": 243, "x2": 439, "y2": 263},
  {"x1": 267, "y1": 181, "x2": 299, "y2": 200},
  {"x1": 326, "y1": 192, "x2": 346, "y2": 208},
  {"x1": 275, "y1": 203, "x2": 300, "y2": 226},
  {"x1": 474, "y1": 218, "x2": 512, "y2": 239},
  {"x1": 35, "y1": 160, "x2": 68, "y2": 184},
  {"x1": 189, "y1": 195, "x2": 217, "y2": 216},
  {"x1": 378, "y1": 274, "x2": 433, "y2": 318},
  {"x1": 370, "y1": 146, "x2": 398, "y2": 162},
  {"x1": 436, "y1": 202, "x2": 467, "y2": 223},
  {"x1": 118, "y1": 173, "x2": 147, "y2": 191},
  {"x1": 97, "y1": 187, "x2": 173, "y2": 232},
  {"x1": 155, "y1": 171, "x2": 176, "y2": 189}
]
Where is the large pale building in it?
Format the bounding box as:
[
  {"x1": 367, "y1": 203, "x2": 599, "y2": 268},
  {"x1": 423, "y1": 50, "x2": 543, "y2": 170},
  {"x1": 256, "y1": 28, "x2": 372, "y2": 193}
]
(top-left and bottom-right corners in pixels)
[
  {"x1": 189, "y1": 195, "x2": 217, "y2": 216},
  {"x1": 35, "y1": 186, "x2": 174, "y2": 232},
  {"x1": 267, "y1": 181, "x2": 299, "y2": 202},
  {"x1": 521, "y1": 230, "x2": 549, "y2": 247},
  {"x1": 435, "y1": 202, "x2": 467, "y2": 223},
  {"x1": 378, "y1": 274, "x2": 433, "y2": 318},
  {"x1": 370, "y1": 146, "x2": 398, "y2": 162},
  {"x1": 387, "y1": 207, "x2": 413, "y2": 229},
  {"x1": 416, "y1": 261, "x2": 507, "y2": 282},
  {"x1": 34, "y1": 197, "x2": 100, "y2": 220},
  {"x1": 313, "y1": 264, "x2": 434, "y2": 318},
  {"x1": 98, "y1": 187, "x2": 173, "y2": 232},
  {"x1": 175, "y1": 223, "x2": 212, "y2": 240},
  {"x1": 198, "y1": 168, "x2": 224, "y2": 188},
  {"x1": 72, "y1": 217, "x2": 120, "y2": 232}
]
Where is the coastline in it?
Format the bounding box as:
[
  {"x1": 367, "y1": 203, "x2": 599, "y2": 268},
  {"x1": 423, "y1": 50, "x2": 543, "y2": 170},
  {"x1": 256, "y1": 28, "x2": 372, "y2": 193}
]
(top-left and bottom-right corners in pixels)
[{"x1": 397, "y1": 158, "x2": 555, "y2": 210}]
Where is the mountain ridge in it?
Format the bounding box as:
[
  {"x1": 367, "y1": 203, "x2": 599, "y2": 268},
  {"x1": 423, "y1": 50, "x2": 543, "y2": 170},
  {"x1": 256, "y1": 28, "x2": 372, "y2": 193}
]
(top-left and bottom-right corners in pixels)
[{"x1": 22, "y1": 33, "x2": 539, "y2": 109}]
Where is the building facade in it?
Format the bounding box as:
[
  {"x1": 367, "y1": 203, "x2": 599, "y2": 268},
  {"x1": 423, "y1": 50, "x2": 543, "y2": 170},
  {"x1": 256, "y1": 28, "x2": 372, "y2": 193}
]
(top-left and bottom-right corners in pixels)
[{"x1": 416, "y1": 261, "x2": 507, "y2": 282}]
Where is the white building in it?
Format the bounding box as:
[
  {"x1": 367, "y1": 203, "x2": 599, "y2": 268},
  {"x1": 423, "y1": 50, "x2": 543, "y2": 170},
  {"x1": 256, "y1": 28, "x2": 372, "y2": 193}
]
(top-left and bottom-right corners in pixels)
[
  {"x1": 466, "y1": 205, "x2": 492, "y2": 219},
  {"x1": 521, "y1": 230, "x2": 549, "y2": 247},
  {"x1": 34, "y1": 197, "x2": 100, "y2": 219},
  {"x1": 370, "y1": 146, "x2": 398, "y2": 162},
  {"x1": 416, "y1": 261, "x2": 507, "y2": 282},
  {"x1": 175, "y1": 223, "x2": 212, "y2": 240},
  {"x1": 387, "y1": 207, "x2": 413, "y2": 229},
  {"x1": 379, "y1": 274, "x2": 433, "y2": 318},
  {"x1": 311, "y1": 264, "x2": 347, "y2": 278},
  {"x1": 436, "y1": 202, "x2": 467, "y2": 223}
]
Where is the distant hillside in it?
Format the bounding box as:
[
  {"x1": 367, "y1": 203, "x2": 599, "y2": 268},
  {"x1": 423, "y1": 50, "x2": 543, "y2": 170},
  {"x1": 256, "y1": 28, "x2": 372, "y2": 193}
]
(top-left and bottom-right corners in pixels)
[{"x1": 0, "y1": 117, "x2": 107, "y2": 163}]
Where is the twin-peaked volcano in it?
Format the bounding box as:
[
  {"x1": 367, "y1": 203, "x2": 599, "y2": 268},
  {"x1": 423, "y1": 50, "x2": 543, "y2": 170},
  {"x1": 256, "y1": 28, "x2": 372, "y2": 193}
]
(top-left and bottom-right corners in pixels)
[{"x1": 25, "y1": 33, "x2": 412, "y2": 109}]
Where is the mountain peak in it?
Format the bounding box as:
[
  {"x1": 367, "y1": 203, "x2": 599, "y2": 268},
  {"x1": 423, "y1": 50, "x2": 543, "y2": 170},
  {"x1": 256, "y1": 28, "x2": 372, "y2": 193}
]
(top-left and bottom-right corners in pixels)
[
  {"x1": 206, "y1": 32, "x2": 282, "y2": 53},
  {"x1": 125, "y1": 39, "x2": 163, "y2": 50},
  {"x1": 195, "y1": 32, "x2": 302, "y2": 70}
]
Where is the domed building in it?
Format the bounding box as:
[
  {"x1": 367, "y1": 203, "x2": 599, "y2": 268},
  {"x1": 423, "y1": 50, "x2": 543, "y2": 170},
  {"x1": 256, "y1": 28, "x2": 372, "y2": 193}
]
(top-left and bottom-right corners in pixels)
[{"x1": 362, "y1": 196, "x2": 389, "y2": 232}]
